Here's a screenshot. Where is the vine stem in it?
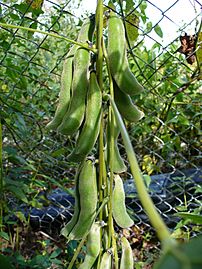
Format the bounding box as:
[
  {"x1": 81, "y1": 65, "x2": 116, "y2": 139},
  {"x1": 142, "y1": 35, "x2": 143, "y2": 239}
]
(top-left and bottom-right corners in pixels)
[
  {"x1": 108, "y1": 95, "x2": 177, "y2": 250},
  {"x1": 102, "y1": 42, "x2": 119, "y2": 268},
  {"x1": 95, "y1": 2, "x2": 107, "y2": 269},
  {"x1": 0, "y1": 22, "x2": 97, "y2": 53},
  {"x1": 96, "y1": 0, "x2": 105, "y2": 223}
]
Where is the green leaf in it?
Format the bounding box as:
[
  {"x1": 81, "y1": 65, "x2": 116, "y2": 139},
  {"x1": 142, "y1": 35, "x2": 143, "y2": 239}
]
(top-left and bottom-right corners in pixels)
[
  {"x1": 125, "y1": 13, "x2": 140, "y2": 45},
  {"x1": 0, "y1": 254, "x2": 15, "y2": 269},
  {"x1": 15, "y1": 211, "x2": 27, "y2": 224},
  {"x1": 125, "y1": 0, "x2": 134, "y2": 13},
  {"x1": 51, "y1": 148, "x2": 65, "y2": 157},
  {"x1": 139, "y1": 1, "x2": 147, "y2": 12},
  {"x1": 108, "y1": 1, "x2": 116, "y2": 9},
  {"x1": 9, "y1": 13, "x2": 20, "y2": 21},
  {"x1": 146, "y1": 21, "x2": 152, "y2": 32},
  {"x1": 12, "y1": 3, "x2": 28, "y2": 14},
  {"x1": 154, "y1": 235, "x2": 202, "y2": 269},
  {"x1": 30, "y1": 21, "x2": 38, "y2": 29},
  {"x1": 143, "y1": 174, "x2": 151, "y2": 188},
  {"x1": 27, "y1": 22, "x2": 38, "y2": 38},
  {"x1": 0, "y1": 41, "x2": 10, "y2": 51},
  {"x1": 178, "y1": 114, "x2": 189, "y2": 126},
  {"x1": 174, "y1": 212, "x2": 202, "y2": 225},
  {"x1": 8, "y1": 185, "x2": 28, "y2": 203},
  {"x1": 0, "y1": 231, "x2": 9, "y2": 241},
  {"x1": 154, "y1": 24, "x2": 163, "y2": 38},
  {"x1": 50, "y1": 248, "x2": 62, "y2": 259}
]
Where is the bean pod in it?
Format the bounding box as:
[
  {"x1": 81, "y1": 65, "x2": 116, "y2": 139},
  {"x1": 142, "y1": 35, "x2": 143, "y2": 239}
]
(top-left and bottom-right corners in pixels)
[
  {"x1": 120, "y1": 237, "x2": 134, "y2": 269},
  {"x1": 78, "y1": 222, "x2": 101, "y2": 269},
  {"x1": 99, "y1": 251, "x2": 112, "y2": 269},
  {"x1": 67, "y1": 71, "x2": 102, "y2": 162},
  {"x1": 106, "y1": 117, "x2": 127, "y2": 173},
  {"x1": 61, "y1": 168, "x2": 81, "y2": 238},
  {"x1": 57, "y1": 16, "x2": 95, "y2": 135},
  {"x1": 68, "y1": 159, "x2": 98, "y2": 241},
  {"x1": 114, "y1": 79, "x2": 144, "y2": 123},
  {"x1": 112, "y1": 174, "x2": 134, "y2": 228},
  {"x1": 45, "y1": 45, "x2": 77, "y2": 131},
  {"x1": 107, "y1": 11, "x2": 144, "y2": 96}
]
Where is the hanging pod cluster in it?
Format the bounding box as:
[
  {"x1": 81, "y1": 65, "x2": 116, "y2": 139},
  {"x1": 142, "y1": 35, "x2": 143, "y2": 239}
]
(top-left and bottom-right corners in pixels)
[
  {"x1": 46, "y1": 9, "x2": 144, "y2": 269},
  {"x1": 46, "y1": 16, "x2": 102, "y2": 162},
  {"x1": 46, "y1": 11, "x2": 144, "y2": 164},
  {"x1": 107, "y1": 10, "x2": 144, "y2": 122}
]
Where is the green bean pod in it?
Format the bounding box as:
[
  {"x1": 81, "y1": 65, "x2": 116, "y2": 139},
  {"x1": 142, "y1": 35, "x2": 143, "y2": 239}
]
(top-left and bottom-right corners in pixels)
[
  {"x1": 67, "y1": 71, "x2": 102, "y2": 162},
  {"x1": 45, "y1": 45, "x2": 77, "y2": 131},
  {"x1": 120, "y1": 237, "x2": 134, "y2": 269},
  {"x1": 112, "y1": 175, "x2": 134, "y2": 228},
  {"x1": 57, "y1": 47, "x2": 90, "y2": 135},
  {"x1": 78, "y1": 222, "x2": 101, "y2": 269},
  {"x1": 106, "y1": 117, "x2": 127, "y2": 173},
  {"x1": 46, "y1": 16, "x2": 95, "y2": 132},
  {"x1": 57, "y1": 16, "x2": 95, "y2": 136},
  {"x1": 68, "y1": 159, "x2": 98, "y2": 241},
  {"x1": 77, "y1": 14, "x2": 95, "y2": 43},
  {"x1": 107, "y1": 11, "x2": 144, "y2": 96},
  {"x1": 114, "y1": 79, "x2": 144, "y2": 122},
  {"x1": 99, "y1": 251, "x2": 112, "y2": 269},
  {"x1": 60, "y1": 168, "x2": 81, "y2": 238}
]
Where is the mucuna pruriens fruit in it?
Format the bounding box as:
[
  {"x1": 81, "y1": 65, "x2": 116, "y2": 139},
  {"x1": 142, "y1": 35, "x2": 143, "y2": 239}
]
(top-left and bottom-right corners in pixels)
[{"x1": 107, "y1": 11, "x2": 144, "y2": 96}]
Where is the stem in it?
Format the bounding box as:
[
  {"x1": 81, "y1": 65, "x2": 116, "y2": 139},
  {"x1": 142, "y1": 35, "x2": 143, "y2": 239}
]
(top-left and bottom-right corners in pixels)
[
  {"x1": 95, "y1": 3, "x2": 109, "y2": 268},
  {"x1": 103, "y1": 37, "x2": 119, "y2": 269},
  {"x1": 195, "y1": 19, "x2": 202, "y2": 72},
  {"x1": 108, "y1": 109, "x2": 119, "y2": 269},
  {"x1": 98, "y1": 113, "x2": 104, "y2": 221},
  {"x1": 0, "y1": 22, "x2": 97, "y2": 53},
  {"x1": 96, "y1": 0, "x2": 105, "y2": 224},
  {"x1": 96, "y1": 0, "x2": 104, "y2": 85},
  {"x1": 108, "y1": 96, "x2": 176, "y2": 249}
]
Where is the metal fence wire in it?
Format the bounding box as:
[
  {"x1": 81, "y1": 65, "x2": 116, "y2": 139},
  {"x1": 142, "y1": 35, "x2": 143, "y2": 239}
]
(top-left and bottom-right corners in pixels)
[{"x1": 0, "y1": 0, "x2": 202, "y2": 238}]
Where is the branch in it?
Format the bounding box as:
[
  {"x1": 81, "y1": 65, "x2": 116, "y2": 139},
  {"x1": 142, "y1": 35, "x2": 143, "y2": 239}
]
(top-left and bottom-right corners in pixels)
[{"x1": 0, "y1": 23, "x2": 97, "y2": 54}]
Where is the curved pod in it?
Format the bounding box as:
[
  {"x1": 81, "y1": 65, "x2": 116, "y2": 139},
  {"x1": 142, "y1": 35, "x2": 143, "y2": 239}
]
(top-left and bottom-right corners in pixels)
[
  {"x1": 46, "y1": 16, "x2": 95, "y2": 132},
  {"x1": 107, "y1": 11, "x2": 144, "y2": 96},
  {"x1": 78, "y1": 222, "x2": 101, "y2": 269},
  {"x1": 120, "y1": 237, "x2": 134, "y2": 269},
  {"x1": 114, "y1": 79, "x2": 144, "y2": 122},
  {"x1": 57, "y1": 16, "x2": 95, "y2": 135},
  {"x1": 106, "y1": 117, "x2": 127, "y2": 173},
  {"x1": 61, "y1": 168, "x2": 81, "y2": 238},
  {"x1": 57, "y1": 47, "x2": 90, "y2": 135},
  {"x1": 45, "y1": 45, "x2": 77, "y2": 131},
  {"x1": 112, "y1": 175, "x2": 134, "y2": 228},
  {"x1": 99, "y1": 251, "x2": 112, "y2": 269},
  {"x1": 67, "y1": 71, "x2": 102, "y2": 162},
  {"x1": 68, "y1": 159, "x2": 98, "y2": 241}
]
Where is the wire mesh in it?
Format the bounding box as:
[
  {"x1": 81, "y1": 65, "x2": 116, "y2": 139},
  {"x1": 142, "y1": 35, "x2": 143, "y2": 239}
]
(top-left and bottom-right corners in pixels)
[{"x1": 0, "y1": 0, "x2": 201, "y2": 240}]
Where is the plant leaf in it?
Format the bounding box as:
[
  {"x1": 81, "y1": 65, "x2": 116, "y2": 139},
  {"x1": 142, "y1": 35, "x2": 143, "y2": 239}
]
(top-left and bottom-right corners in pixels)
[
  {"x1": 0, "y1": 254, "x2": 15, "y2": 269},
  {"x1": 174, "y1": 212, "x2": 202, "y2": 224},
  {"x1": 125, "y1": 0, "x2": 134, "y2": 13},
  {"x1": 8, "y1": 185, "x2": 28, "y2": 203},
  {"x1": 154, "y1": 24, "x2": 163, "y2": 38},
  {"x1": 154, "y1": 235, "x2": 202, "y2": 269},
  {"x1": 125, "y1": 12, "x2": 140, "y2": 45}
]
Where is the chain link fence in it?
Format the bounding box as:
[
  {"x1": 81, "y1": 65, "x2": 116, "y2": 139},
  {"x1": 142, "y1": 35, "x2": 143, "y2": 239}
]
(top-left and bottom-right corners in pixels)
[{"x1": 0, "y1": 0, "x2": 201, "y2": 241}]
